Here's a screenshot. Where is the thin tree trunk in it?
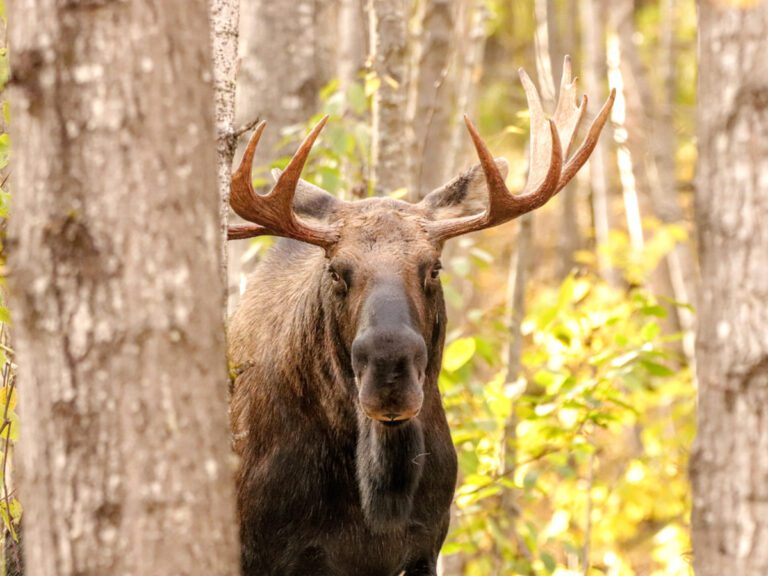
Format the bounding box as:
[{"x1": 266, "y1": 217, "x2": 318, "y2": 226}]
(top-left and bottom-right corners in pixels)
[
  {"x1": 499, "y1": 214, "x2": 534, "y2": 571},
  {"x1": 7, "y1": 1, "x2": 240, "y2": 574},
  {"x1": 534, "y1": 0, "x2": 580, "y2": 278},
  {"x1": 581, "y1": 0, "x2": 617, "y2": 284},
  {"x1": 446, "y1": 0, "x2": 489, "y2": 177},
  {"x1": 368, "y1": 0, "x2": 408, "y2": 196},
  {"x1": 406, "y1": 0, "x2": 455, "y2": 200},
  {"x1": 691, "y1": 3, "x2": 768, "y2": 575},
  {"x1": 211, "y1": 0, "x2": 241, "y2": 291},
  {"x1": 611, "y1": 0, "x2": 695, "y2": 361},
  {"x1": 235, "y1": 0, "x2": 321, "y2": 155},
  {"x1": 337, "y1": 0, "x2": 367, "y2": 197},
  {"x1": 606, "y1": 31, "x2": 645, "y2": 253},
  {"x1": 554, "y1": 0, "x2": 582, "y2": 279}
]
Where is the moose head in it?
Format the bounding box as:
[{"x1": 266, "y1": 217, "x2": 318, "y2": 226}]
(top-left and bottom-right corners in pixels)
[{"x1": 229, "y1": 58, "x2": 614, "y2": 431}]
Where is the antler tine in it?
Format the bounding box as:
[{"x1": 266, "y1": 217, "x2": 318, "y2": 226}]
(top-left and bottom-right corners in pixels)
[
  {"x1": 228, "y1": 222, "x2": 271, "y2": 240},
  {"x1": 551, "y1": 55, "x2": 588, "y2": 158},
  {"x1": 465, "y1": 115, "x2": 563, "y2": 217},
  {"x1": 424, "y1": 115, "x2": 563, "y2": 242},
  {"x1": 556, "y1": 88, "x2": 616, "y2": 192},
  {"x1": 227, "y1": 116, "x2": 339, "y2": 248}
]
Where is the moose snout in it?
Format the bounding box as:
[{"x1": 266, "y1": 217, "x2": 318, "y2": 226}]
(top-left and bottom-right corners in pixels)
[{"x1": 352, "y1": 328, "x2": 427, "y2": 424}]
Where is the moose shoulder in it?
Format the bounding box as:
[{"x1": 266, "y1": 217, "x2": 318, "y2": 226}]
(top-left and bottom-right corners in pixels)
[{"x1": 227, "y1": 58, "x2": 614, "y2": 576}]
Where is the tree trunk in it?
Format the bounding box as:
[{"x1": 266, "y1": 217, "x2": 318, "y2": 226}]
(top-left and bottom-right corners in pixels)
[
  {"x1": 553, "y1": 0, "x2": 582, "y2": 280},
  {"x1": 691, "y1": 3, "x2": 768, "y2": 575},
  {"x1": 337, "y1": 0, "x2": 367, "y2": 198},
  {"x1": 210, "y1": 0, "x2": 241, "y2": 291},
  {"x1": 368, "y1": 0, "x2": 408, "y2": 196},
  {"x1": 7, "y1": 2, "x2": 240, "y2": 575},
  {"x1": 611, "y1": 0, "x2": 695, "y2": 361},
  {"x1": 446, "y1": 0, "x2": 489, "y2": 178},
  {"x1": 406, "y1": 0, "x2": 455, "y2": 200},
  {"x1": 581, "y1": 0, "x2": 617, "y2": 284}
]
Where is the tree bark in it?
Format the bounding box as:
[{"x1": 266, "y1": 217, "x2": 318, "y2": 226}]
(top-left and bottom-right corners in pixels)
[
  {"x1": 691, "y1": 2, "x2": 768, "y2": 575},
  {"x1": 368, "y1": 0, "x2": 408, "y2": 196},
  {"x1": 235, "y1": 0, "x2": 322, "y2": 155},
  {"x1": 406, "y1": 0, "x2": 455, "y2": 199},
  {"x1": 581, "y1": 0, "x2": 617, "y2": 284},
  {"x1": 446, "y1": 0, "x2": 489, "y2": 178},
  {"x1": 337, "y1": 0, "x2": 367, "y2": 198},
  {"x1": 611, "y1": 0, "x2": 696, "y2": 361},
  {"x1": 7, "y1": 2, "x2": 240, "y2": 575},
  {"x1": 210, "y1": 0, "x2": 241, "y2": 290}
]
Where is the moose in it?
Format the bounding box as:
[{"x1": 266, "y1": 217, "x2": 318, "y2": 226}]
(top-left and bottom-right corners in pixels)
[{"x1": 227, "y1": 58, "x2": 614, "y2": 576}]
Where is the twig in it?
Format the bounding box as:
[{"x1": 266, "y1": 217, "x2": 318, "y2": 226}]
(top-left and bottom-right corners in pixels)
[
  {"x1": 582, "y1": 442, "x2": 595, "y2": 575},
  {"x1": 0, "y1": 323, "x2": 19, "y2": 565},
  {"x1": 219, "y1": 116, "x2": 262, "y2": 147}
]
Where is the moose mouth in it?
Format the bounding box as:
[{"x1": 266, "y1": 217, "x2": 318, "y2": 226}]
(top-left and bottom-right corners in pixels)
[{"x1": 380, "y1": 418, "x2": 410, "y2": 428}]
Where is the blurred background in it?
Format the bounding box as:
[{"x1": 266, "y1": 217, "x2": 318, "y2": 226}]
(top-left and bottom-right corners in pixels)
[{"x1": 226, "y1": 0, "x2": 697, "y2": 575}]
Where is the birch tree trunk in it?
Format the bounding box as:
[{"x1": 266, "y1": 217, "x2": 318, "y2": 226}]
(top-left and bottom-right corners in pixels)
[
  {"x1": 691, "y1": 3, "x2": 768, "y2": 575},
  {"x1": 211, "y1": 0, "x2": 241, "y2": 287},
  {"x1": 611, "y1": 0, "x2": 695, "y2": 361},
  {"x1": 368, "y1": 0, "x2": 408, "y2": 195},
  {"x1": 8, "y1": 1, "x2": 240, "y2": 574}
]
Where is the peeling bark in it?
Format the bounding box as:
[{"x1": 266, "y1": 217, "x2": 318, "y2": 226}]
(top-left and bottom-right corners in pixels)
[
  {"x1": 7, "y1": 1, "x2": 240, "y2": 574},
  {"x1": 692, "y1": 3, "x2": 768, "y2": 575}
]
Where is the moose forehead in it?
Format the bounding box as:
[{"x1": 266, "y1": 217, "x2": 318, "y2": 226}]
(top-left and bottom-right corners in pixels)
[{"x1": 330, "y1": 197, "x2": 438, "y2": 257}]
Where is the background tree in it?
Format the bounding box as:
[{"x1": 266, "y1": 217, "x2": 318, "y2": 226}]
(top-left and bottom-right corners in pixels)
[
  {"x1": 6, "y1": 1, "x2": 240, "y2": 574},
  {"x1": 692, "y1": 1, "x2": 768, "y2": 575},
  {"x1": 368, "y1": 0, "x2": 409, "y2": 195}
]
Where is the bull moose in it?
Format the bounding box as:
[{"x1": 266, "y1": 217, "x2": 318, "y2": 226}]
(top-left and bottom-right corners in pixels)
[{"x1": 227, "y1": 58, "x2": 614, "y2": 575}]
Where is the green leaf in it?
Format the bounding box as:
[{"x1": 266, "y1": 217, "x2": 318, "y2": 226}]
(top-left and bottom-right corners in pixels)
[
  {"x1": 540, "y1": 551, "x2": 557, "y2": 573},
  {"x1": 347, "y1": 82, "x2": 368, "y2": 116},
  {"x1": 640, "y1": 358, "x2": 675, "y2": 377},
  {"x1": 443, "y1": 337, "x2": 476, "y2": 372}
]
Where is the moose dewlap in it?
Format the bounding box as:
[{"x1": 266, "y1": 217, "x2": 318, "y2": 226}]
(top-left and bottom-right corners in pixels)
[{"x1": 227, "y1": 56, "x2": 614, "y2": 576}]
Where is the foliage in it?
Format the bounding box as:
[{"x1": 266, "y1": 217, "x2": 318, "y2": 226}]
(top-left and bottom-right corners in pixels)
[
  {"x1": 0, "y1": 0, "x2": 22, "y2": 558},
  {"x1": 440, "y1": 250, "x2": 694, "y2": 575}
]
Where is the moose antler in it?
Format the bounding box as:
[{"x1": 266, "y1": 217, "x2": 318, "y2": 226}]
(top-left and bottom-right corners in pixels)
[
  {"x1": 427, "y1": 56, "x2": 615, "y2": 242},
  {"x1": 227, "y1": 116, "x2": 340, "y2": 248}
]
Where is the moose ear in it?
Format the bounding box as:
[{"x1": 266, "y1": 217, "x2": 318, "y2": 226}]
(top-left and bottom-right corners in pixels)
[
  {"x1": 419, "y1": 158, "x2": 510, "y2": 220},
  {"x1": 271, "y1": 168, "x2": 341, "y2": 221}
]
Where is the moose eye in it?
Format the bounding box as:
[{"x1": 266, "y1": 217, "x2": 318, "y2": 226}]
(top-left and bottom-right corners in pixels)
[
  {"x1": 328, "y1": 266, "x2": 349, "y2": 292},
  {"x1": 430, "y1": 261, "x2": 442, "y2": 280}
]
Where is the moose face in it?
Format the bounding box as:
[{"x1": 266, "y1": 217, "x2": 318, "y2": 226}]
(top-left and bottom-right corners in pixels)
[
  {"x1": 326, "y1": 201, "x2": 441, "y2": 425},
  {"x1": 271, "y1": 168, "x2": 512, "y2": 426}
]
